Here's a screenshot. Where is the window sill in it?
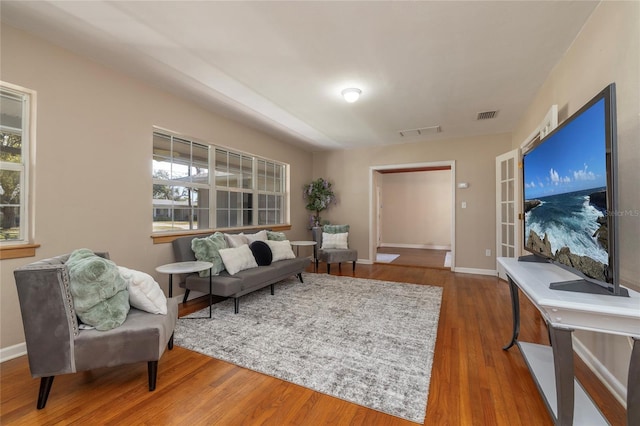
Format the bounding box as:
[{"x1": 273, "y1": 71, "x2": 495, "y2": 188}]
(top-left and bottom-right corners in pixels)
[
  {"x1": 0, "y1": 243, "x2": 41, "y2": 260},
  {"x1": 151, "y1": 225, "x2": 292, "y2": 245}
]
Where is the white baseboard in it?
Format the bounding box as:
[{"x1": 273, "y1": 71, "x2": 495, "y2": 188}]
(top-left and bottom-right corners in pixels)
[
  {"x1": 379, "y1": 243, "x2": 451, "y2": 251},
  {"x1": 573, "y1": 336, "x2": 627, "y2": 407},
  {"x1": 1, "y1": 342, "x2": 26, "y2": 363},
  {"x1": 452, "y1": 267, "x2": 498, "y2": 276},
  {"x1": 357, "y1": 259, "x2": 373, "y2": 265}
]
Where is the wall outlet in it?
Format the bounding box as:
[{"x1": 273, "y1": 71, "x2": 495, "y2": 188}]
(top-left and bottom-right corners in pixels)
[{"x1": 485, "y1": 249, "x2": 491, "y2": 257}]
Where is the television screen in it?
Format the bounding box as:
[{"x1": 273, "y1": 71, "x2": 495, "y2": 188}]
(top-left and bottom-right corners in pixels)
[{"x1": 522, "y1": 84, "x2": 625, "y2": 295}]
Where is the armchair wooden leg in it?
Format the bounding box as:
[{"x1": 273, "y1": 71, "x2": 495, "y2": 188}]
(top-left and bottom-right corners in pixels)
[
  {"x1": 148, "y1": 361, "x2": 158, "y2": 391},
  {"x1": 234, "y1": 297, "x2": 240, "y2": 314},
  {"x1": 327, "y1": 264, "x2": 331, "y2": 274},
  {"x1": 37, "y1": 376, "x2": 54, "y2": 409},
  {"x1": 168, "y1": 332, "x2": 174, "y2": 350},
  {"x1": 339, "y1": 263, "x2": 342, "y2": 272},
  {"x1": 353, "y1": 261, "x2": 356, "y2": 272}
]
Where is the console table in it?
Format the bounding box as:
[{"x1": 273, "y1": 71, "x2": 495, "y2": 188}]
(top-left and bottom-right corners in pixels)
[{"x1": 497, "y1": 257, "x2": 639, "y2": 426}]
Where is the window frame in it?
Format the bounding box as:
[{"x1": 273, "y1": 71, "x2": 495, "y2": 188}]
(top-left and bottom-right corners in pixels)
[
  {"x1": 152, "y1": 128, "x2": 289, "y2": 235},
  {"x1": 0, "y1": 82, "x2": 35, "y2": 254}
]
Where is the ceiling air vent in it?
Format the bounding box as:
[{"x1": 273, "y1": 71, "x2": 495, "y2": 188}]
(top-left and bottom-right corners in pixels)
[
  {"x1": 477, "y1": 110, "x2": 498, "y2": 120},
  {"x1": 398, "y1": 125, "x2": 441, "y2": 137}
]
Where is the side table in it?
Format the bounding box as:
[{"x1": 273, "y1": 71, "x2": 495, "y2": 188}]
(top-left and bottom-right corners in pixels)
[
  {"x1": 156, "y1": 261, "x2": 213, "y2": 318},
  {"x1": 290, "y1": 240, "x2": 317, "y2": 272}
]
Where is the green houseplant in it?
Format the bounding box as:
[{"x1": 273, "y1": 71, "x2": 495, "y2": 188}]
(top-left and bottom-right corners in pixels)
[{"x1": 303, "y1": 178, "x2": 336, "y2": 228}]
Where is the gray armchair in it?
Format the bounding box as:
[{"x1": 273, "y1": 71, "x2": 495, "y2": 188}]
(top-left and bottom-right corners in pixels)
[
  {"x1": 312, "y1": 225, "x2": 358, "y2": 274},
  {"x1": 13, "y1": 253, "x2": 178, "y2": 409}
]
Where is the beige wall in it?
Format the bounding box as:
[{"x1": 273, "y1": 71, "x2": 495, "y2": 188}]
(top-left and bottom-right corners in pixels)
[
  {"x1": 380, "y1": 170, "x2": 451, "y2": 248},
  {"x1": 511, "y1": 2, "x2": 639, "y2": 397},
  {"x1": 313, "y1": 133, "x2": 512, "y2": 271},
  {"x1": 0, "y1": 25, "x2": 313, "y2": 350}
]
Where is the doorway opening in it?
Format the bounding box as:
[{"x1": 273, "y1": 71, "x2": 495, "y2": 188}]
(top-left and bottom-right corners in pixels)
[{"x1": 369, "y1": 161, "x2": 455, "y2": 270}]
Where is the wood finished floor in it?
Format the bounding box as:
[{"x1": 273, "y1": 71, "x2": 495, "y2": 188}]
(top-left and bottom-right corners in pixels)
[
  {"x1": 376, "y1": 247, "x2": 449, "y2": 269},
  {"x1": 1, "y1": 263, "x2": 626, "y2": 425}
]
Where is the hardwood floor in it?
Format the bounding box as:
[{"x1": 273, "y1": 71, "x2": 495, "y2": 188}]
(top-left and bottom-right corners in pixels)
[
  {"x1": 376, "y1": 247, "x2": 449, "y2": 269},
  {"x1": 1, "y1": 264, "x2": 626, "y2": 425}
]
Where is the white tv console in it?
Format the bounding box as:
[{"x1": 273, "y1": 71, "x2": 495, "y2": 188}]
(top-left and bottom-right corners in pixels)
[{"x1": 497, "y1": 257, "x2": 640, "y2": 426}]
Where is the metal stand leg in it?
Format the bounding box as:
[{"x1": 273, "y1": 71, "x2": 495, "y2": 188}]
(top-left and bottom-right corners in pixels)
[
  {"x1": 168, "y1": 273, "x2": 173, "y2": 298},
  {"x1": 503, "y1": 276, "x2": 520, "y2": 350},
  {"x1": 208, "y1": 268, "x2": 212, "y2": 318},
  {"x1": 549, "y1": 326, "x2": 575, "y2": 426}
]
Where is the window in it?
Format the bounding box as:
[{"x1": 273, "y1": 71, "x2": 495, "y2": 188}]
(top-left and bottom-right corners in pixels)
[
  {"x1": 0, "y1": 84, "x2": 31, "y2": 244},
  {"x1": 152, "y1": 132, "x2": 210, "y2": 232},
  {"x1": 152, "y1": 130, "x2": 288, "y2": 233}
]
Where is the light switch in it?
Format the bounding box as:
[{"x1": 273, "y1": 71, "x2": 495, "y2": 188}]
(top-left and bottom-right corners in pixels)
[{"x1": 461, "y1": 201, "x2": 467, "y2": 208}]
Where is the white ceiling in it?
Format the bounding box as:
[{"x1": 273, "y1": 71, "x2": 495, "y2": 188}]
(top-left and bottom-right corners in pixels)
[{"x1": 1, "y1": 1, "x2": 599, "y2": 151}]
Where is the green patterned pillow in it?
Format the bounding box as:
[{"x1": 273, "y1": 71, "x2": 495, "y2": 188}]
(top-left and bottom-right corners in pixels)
[
  {"x1": 267, "y1": 231, "x2": 287, "y2": 241},
  {"x1": 67, "y1": 249, "x2": 130, "y2": 331},
  {"x1": 191, "y1": 232, "x2": 227, "y2": 276},
  {"x1": 323, "y1": 224, "x2": 350, "y2": 234}
]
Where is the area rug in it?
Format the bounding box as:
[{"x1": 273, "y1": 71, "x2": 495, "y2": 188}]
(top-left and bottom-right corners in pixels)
[
  {"x1": 174, "y1": 274, "x2": 442, "y2": 423},
  {"x1": 376, "y1": 253, "x2": 400, "y2": 263}
]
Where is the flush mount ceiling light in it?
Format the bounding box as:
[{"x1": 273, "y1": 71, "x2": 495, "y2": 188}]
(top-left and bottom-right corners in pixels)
[{"x1": 341, "y1": 88, "x2": 362, "y2": 103}]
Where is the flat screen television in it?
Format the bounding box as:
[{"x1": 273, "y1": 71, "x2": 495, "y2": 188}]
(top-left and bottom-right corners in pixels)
[{"x1": 521, "y1": 83, "x2": 628, "y2": 297}]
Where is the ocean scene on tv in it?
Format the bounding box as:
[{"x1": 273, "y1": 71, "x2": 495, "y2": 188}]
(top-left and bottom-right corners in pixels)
[{"x1": 524, "y1": 98, "x2": 609, "y2": 281}]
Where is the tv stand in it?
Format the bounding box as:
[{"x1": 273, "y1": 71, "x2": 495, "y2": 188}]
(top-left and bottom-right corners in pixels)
[{"x1": 498, "y1": 257, "x2": 639, "y2": 426}]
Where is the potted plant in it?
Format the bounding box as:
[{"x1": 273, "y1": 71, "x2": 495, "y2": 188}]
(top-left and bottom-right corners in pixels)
[{"x1": 303, "y1": 178, "x2": 336, "y2": 228}]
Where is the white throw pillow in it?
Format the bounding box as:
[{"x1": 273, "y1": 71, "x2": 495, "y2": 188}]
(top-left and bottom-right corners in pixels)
[
  {"x1": 265, "y1": 240, "x2": 296, "y2": 262},
  {"x1": 322, "y1": 232, "x2": 349, "y2": 249},
  {"x1": 245, "y1": 229, "x2": 268, "y2": 243},
  {"x1": 224, "y1": 233, "x2": 248, "y2": 248},
  {"x1": 118, "y1": 266, "x2": 167, "y2": 315},
  {"x1": 219, "y1": 245, "x2": 259, "y2": 275}
]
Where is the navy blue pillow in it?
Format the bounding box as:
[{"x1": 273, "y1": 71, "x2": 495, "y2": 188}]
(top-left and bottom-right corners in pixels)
[{"x1": 250, "y1": 241, "x2": 273, "y2": 266}]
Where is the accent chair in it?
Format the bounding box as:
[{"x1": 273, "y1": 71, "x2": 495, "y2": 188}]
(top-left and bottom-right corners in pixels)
[
  {"x1": 312, "y1": 225, "x2": 357, "y2": 274},
  {"x1": 13, "y1": 253, "x2": 178, "y2": 409}
]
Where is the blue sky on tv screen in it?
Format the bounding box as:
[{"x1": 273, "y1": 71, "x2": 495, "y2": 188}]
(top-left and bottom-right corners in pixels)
[{"x1": 524, "y1": 98, "x2": 607, "y2": 199}]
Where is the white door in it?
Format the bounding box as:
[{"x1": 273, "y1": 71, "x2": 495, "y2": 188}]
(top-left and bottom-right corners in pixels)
[{"x1": 496, "y1": 149, "x2": 520, "y2": 279}]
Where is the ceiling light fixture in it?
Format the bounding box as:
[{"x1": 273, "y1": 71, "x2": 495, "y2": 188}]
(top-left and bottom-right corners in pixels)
[{"x1": 341, "y1": 88, "x2": 362, "y2": 103}]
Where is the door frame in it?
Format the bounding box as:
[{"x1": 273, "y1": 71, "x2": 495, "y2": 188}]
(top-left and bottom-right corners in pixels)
[{"x1": 369, "y1": 160, "x2": 456, "y2": 269}]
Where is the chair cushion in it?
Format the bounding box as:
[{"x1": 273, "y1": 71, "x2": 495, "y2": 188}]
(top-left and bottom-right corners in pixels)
[
  {"x1": 323, "y1": 224, "x2": 350, "y2": 234},
  {"x1": 191, "y1": 232, "x2": 227, "y2": 276},
  {"x1": 67, "y1": 249, "x2": 130, "y2": 331},
  {"x1": 322, "y1": 232, "x2": 349, "y2": 249},
  {"x1": 118, "y1": 266, "x2": 167, "y2": 315}
]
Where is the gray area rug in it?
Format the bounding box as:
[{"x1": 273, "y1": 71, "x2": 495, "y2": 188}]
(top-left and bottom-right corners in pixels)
[{"x1": 174, "y1": 274, "x2": 442, "y2": 423}]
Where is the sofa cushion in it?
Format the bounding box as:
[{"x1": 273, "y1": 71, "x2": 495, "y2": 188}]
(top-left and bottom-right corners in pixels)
[
  {"x1": 67, "y1": 249, "x2": 130, "y2": 331},
  {"x1": 322, "y1": 232, "x2": 349, "y2": 249},
  {"x1": 118, "y1": 266, "x2": 167, "y2": 315},
  {"x1": 250, "y1": 241, "x2": 273, "y2": 266},
  {"x1": 245, "y1": 229, "x2": 268, "y2": 243},
  {"x1": 219, "y1": 245, "x2": 259, "y2": 275},
  {"x1": 267, "y1": 231, "x2": 287, "y2": 241},
  {"x1": 191, "y1": 232, "x2": 227, "y2": 276},
  {"x1": 266, "y1": 240, "x2": 296, "y2": 262},
  {"x1": 224, "y1": 233, "x2": 248, "y2": 248}
]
